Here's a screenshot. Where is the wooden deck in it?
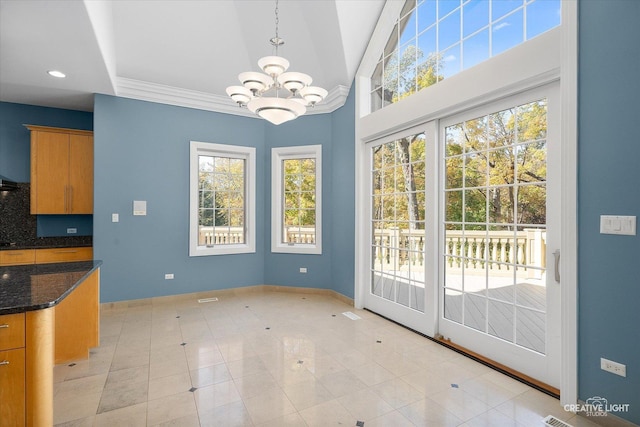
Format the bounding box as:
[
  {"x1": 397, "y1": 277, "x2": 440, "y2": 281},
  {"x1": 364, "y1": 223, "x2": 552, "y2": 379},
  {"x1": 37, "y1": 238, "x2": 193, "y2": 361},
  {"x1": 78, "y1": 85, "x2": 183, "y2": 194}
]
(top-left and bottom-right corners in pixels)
[
  {"x1": 444, "y1": 282, "x2": 546, "y2": 354},
  {"x1": 372, "y1": 272, "x2": 546, "y2": 354}
]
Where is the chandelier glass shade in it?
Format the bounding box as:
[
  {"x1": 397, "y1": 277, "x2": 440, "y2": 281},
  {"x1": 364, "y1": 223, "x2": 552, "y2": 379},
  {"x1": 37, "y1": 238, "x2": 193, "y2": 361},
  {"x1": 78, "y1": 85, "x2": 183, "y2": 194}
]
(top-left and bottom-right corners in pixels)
[{"x1": 226, "y1": 0, "x2": 327, "y2": 125}]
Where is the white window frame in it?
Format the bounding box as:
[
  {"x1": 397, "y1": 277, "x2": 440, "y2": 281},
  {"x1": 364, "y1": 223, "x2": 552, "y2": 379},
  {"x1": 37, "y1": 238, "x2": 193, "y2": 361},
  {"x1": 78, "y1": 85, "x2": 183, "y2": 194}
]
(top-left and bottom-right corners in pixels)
[
  {"x1": 189, "y1": 141, "x2": 256, "y2": 256},
  {"x1": 271, "y1": 145, "x2": 322, "y2": 255}
]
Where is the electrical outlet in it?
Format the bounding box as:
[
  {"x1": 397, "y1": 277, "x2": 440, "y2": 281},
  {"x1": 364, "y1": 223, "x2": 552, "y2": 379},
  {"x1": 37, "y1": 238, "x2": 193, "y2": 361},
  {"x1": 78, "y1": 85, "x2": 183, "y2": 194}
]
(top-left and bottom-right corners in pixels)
[
  {"x1": 601, "y1": 357, "x2": 626, "y2": 377},
  {"x1": 300, "y1": 267, "x2": 307, "y2": 273},
  {"x1": 66, "y1": 228, "x2": 77, "y2": 234},
  {"x1": 112, "y1": 213, "x2": 119, "y2": 222},
  {"x1": 164, "y1": 273, "x2": 174, "y2": 280}
]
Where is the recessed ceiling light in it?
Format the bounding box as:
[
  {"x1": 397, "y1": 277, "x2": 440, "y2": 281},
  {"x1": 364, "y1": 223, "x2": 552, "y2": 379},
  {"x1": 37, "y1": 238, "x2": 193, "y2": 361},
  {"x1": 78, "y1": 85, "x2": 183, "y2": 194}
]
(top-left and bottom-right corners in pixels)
[{"x1": 47, "y1": 70, "x2": 66, "y2": 78}]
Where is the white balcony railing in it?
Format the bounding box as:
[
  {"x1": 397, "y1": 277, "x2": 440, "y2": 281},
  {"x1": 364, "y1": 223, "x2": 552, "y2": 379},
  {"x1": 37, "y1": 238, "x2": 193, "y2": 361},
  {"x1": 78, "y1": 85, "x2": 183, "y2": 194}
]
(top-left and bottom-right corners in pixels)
[
  {"x1": 372, "y1": 228, "x2": 546, "y2": 276},
  {"x1": 198, "y1": 227, "x2": 244, "y2": 246},
  {"x1": 198, "y1": 226, "x2": 316, "y2": 246},
  {"x1": 198, "y1": 226, "x2": 546, "y2": 276}
]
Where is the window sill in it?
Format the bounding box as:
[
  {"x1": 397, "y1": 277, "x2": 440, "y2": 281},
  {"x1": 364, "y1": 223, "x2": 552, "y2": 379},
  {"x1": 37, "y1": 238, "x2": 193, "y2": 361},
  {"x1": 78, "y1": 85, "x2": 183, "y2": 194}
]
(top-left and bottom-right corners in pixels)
[
  {"x1": 271, "y1": 244, "x2": 322, "y2": 255},
  {"x1": 189, "y1": 244, "x2": 255, "y2": 257}
]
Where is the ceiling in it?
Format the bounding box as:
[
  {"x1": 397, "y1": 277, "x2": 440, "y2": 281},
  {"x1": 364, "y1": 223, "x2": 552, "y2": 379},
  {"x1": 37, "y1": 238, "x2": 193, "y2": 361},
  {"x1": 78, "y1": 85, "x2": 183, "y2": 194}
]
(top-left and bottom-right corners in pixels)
[{"x1": 0, "y1": 0, "x2": 385, "y2": 116}]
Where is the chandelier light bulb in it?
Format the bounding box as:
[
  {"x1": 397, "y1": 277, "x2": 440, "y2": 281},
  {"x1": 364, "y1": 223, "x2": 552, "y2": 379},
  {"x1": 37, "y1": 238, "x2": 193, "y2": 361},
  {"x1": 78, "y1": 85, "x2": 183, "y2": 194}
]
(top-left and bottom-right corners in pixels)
[
  {"x1": 238, "y1": 72, "x2": 273, "y2": 94},
  {"x1": 247, "y1": 97, "x2": 306, "y2": 126},
  {"x1": 299, "y1": 86, "x2": 328, "y2": 105},
  {"x1": 226, "y1": 86, "x2": 252, "y2": 105},
  {"x1": 258, "y1": 56, "x2": 290, "y2": 77},
  {"x1": 279, "y1": 72, "x2": 312, "y2": 93}
]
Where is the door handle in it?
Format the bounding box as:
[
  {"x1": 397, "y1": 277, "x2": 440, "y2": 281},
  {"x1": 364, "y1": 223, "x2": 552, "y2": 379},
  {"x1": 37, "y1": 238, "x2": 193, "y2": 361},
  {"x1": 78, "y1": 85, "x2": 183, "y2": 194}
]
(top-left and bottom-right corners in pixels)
[{"x1": 553, "y1": 250, "x2": 560, "y2": 283}]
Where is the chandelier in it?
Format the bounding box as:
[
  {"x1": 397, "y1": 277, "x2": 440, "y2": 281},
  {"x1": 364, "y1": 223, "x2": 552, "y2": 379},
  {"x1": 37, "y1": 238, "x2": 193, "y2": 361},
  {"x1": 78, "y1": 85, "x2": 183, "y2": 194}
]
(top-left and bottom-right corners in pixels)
[{"x1": 226, "y1": 0, "x2": 327, "y2": 125}]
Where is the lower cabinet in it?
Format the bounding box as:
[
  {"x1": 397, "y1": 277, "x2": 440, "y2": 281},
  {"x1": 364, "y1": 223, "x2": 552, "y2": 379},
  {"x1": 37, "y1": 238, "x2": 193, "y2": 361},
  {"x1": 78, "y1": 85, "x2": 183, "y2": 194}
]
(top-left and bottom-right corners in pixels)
[
  {"x1": 0, "y1": 268, "x2": 99, "y2": 425},
  {"x1": 0, "y1": 249, "x2": 35, "y2": 266},
  {"x1": 0, "y1": 247, "x2": 92, "y2": 266},
  {"x1": 54, "y1": 270, "x2": 100, "y2": 363},
  {"x1": 0, "y1": 348, "x2": 26, "y2": 426},
  {"x1": 35, "y1": 247, "x2": 93, "y2": 264},
  {"x1": 0, "y1": 312, "x2": 26, "y2": 426}
]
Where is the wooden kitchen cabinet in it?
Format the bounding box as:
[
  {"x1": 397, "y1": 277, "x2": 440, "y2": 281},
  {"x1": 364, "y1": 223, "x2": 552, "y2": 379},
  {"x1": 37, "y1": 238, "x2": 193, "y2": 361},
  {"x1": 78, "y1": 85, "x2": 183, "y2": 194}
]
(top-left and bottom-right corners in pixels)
[
  {"x1": 27, "y1": 125, "x2": 93, "y2": 214},
  {"x1": 0, "y1": 249, "x2": 36, "y2": 266},
  {"x1": 0, "y1": 313, "x2": 26, "y2": 426},
  {"x1": 0, "y1": 314, "x2": 25, "y2": 350},
  {"x1": 53, "y1": 270, "x2": 100, "y2": 363},
  {"x1": 0, "y1": 348, "x2": 25, "y2": 426},
  {"x1": 0, "y1": 247, "x2": 91, "y2": 266},
  {"x1": 35, "y1": 247, "x2": 93, "y2": 264}
]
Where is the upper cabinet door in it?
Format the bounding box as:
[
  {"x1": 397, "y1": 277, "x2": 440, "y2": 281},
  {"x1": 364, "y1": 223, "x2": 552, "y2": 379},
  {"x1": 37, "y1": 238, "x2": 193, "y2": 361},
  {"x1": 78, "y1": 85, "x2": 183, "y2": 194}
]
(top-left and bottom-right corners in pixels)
[
  {"x1": 68, "y1": 134, "x2": 93, "y2": 214},
  {"x1": 28, "y1": 126, "x2": 94, "y2": 214},
  {"x1": 31, "y1": 131, "x2": 69, "y2": 214}
]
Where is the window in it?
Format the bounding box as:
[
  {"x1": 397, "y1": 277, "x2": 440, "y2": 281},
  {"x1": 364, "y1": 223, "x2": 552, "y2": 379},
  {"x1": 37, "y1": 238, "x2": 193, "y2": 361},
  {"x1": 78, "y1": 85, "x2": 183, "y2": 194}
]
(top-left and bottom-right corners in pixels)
[
  {"x1": 189, "y1": 141, "x2": 255, "y2": 256},
  {"x1": 370, "y1": 0, "x2": 561, "y2": 112},
  {"x1": 271, "y1": 145, "x2": 322, "y2": 254}
]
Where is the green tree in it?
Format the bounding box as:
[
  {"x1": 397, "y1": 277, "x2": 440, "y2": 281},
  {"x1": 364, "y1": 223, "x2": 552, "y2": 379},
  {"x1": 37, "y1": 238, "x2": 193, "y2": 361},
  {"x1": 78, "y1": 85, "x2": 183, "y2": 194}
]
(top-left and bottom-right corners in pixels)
[
  {"x1": 283, "y1": 158, "x2": 316, "y2": 235},
  {"x1": 198, "y1": 156, "x2": 245, "y2": 229},
  {"x1": 382, "y1": 44, "x2": 443, "y2": 104},
  {"x1": 373, "y1": 45, "x2": 441, "y2": 229},
  {"x1": 444, "y1": 100, "x2": 547, "y2": 229}
]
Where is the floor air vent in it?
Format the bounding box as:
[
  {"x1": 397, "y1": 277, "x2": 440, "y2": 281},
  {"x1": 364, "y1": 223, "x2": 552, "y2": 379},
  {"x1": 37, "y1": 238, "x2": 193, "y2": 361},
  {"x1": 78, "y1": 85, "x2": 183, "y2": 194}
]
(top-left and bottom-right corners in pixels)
[
  {"x1": 543, "y1": 415, "x2": 574, "y2": 427},
  {"x1": 197, "y1": 297, "x2": 218, "y2": 303}
]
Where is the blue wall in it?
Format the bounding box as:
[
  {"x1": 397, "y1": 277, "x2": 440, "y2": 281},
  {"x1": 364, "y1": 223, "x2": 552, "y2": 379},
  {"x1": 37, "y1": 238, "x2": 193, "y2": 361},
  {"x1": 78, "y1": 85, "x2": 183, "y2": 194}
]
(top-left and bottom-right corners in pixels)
[
  {"x1": 0, "y1": 102, "x2": 93, "y2": 236},
  {"x1": 263, "y1": 114, "x2": 334, "y2": 289},
  {"x1": 93, "y1": 96, "x2": 265, "y2": 302},
  {"x1": 262, "y1": 88, "x2": 356, "y2": 296},
  {"x1": 578, "y1": 1, "x2": 640, "y2": 424},
  {"x1": 329, "y1": 89, "x2": 356, "y2": 298},
  {"x1": 93, "y1": 93, "x2": 356, "y2": 303}
]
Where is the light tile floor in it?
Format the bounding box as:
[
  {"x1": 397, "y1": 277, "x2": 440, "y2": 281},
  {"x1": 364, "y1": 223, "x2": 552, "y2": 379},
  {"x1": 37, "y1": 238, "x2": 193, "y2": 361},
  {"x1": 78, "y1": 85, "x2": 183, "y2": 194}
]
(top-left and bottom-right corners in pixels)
[{"x1": 53, "y1": 290, "x2": 600, "y2": 426}]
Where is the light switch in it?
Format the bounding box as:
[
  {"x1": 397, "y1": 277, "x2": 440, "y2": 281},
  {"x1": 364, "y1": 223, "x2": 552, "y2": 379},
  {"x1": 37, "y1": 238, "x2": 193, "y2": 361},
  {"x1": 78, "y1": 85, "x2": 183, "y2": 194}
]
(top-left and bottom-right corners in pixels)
[
  {"x1": 112, "y1": 213, "x2": 119, "y2": 223},
  {"x1": 600, "y1": 215, "x2": 636, "y2": 235}
]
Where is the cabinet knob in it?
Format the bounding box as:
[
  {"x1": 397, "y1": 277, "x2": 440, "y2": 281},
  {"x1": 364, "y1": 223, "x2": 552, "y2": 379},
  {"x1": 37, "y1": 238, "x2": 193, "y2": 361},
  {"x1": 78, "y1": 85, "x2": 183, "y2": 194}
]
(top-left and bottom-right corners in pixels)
[{"x1": 0, "y1": 360, "x2": 9, "y2": 366}]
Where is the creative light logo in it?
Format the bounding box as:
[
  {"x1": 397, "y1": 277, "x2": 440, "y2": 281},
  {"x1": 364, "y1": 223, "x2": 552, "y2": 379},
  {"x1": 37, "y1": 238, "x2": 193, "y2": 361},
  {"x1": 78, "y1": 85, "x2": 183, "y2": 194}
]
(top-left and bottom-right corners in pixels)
[{"x1": 564, "y1": 396, "x2": 630, "y2": 417}]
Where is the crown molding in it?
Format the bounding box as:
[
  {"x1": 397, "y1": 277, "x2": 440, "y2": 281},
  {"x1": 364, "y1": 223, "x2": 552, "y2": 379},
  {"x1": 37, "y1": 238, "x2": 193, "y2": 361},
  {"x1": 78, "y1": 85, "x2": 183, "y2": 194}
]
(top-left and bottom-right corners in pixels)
[{"x1": 116, "y1": 77, "x2": 349, "y2": 117}]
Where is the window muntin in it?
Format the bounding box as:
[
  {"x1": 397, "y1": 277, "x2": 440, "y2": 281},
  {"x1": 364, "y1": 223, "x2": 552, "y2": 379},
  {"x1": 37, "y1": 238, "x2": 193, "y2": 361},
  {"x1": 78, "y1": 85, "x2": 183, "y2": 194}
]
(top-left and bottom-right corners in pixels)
[
  {"x1": 370, "y1": 0, "x2": 561, "y2": 112},
  {"x1": 443, "y1": 99, "x2": 548, "y2": 353},
  {"x1": 272, "y1": 145, "x2": 322, "y2": 254},
  {"x1": 190, "y1": 141, "x2": 255, "y2": 256}
]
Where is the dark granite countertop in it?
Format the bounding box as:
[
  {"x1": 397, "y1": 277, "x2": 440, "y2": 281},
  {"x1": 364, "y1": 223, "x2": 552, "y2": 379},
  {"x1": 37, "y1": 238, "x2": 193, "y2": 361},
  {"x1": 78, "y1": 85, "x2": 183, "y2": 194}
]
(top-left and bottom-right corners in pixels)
[
  {"x1": 0, "y1": 260, "x2": 102, "y2": 315},
  {"x1": 0, "y1": 237, "x2": 93, "y2": 251}
]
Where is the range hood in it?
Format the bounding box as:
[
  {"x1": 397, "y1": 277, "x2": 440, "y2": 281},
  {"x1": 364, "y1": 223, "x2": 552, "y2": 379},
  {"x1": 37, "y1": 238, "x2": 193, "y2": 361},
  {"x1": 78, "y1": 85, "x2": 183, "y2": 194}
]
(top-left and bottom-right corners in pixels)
[{"x1": 0, "y1": 175, "x2": 18, "y2": 191}]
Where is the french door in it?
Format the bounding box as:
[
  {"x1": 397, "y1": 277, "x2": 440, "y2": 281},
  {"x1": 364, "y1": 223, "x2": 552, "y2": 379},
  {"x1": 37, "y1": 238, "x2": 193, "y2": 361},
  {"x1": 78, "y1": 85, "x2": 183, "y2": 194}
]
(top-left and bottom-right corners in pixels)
[
  {"x1": 363, "y1": 83, "x2": 561, "y2": 388},
  {"x1": 363, "y1": 124, "x2": 437, "y2": 336},
  {"x1": 438, "y1": 83, "x2": 561, "y2": 388}
]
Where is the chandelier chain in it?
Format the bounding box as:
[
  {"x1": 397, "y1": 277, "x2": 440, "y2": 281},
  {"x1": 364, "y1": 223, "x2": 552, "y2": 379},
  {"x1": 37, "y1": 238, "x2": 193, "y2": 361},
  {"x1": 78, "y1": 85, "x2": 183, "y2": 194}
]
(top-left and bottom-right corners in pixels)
[{"x1": 274, "y1": 0, "x2": 279, "y2": 40}]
